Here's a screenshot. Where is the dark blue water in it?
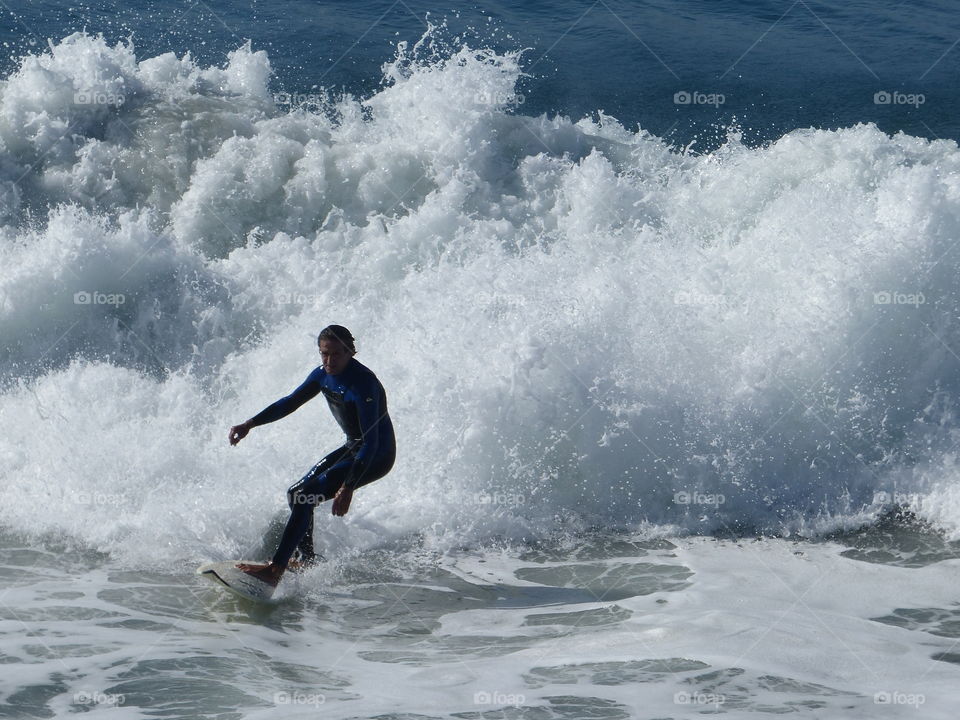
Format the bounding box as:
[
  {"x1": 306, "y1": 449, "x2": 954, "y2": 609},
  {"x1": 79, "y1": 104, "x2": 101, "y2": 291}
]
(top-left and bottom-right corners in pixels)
[{"x1": 2, "y1": 0, "x2": 956, "y2": 148}]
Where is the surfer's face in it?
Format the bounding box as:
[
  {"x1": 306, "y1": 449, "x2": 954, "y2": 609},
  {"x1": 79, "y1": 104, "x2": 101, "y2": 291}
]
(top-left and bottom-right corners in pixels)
[{"x1": 319, "y1": 338, "x2": 352, "y2": 375}]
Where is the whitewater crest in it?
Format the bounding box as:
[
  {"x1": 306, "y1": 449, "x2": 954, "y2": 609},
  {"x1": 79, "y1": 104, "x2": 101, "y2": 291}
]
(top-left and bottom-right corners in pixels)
[{"x1": 2, "y1": 31, "x2": 960, "y2": 562}]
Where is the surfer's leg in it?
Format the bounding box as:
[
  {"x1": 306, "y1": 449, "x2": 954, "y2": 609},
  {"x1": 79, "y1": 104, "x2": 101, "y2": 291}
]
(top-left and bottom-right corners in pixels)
[
  {"x1": 286, "y1": 446, "x2": 353, "y2": 561},
  {"x1": 273, "y1": 461, "x2": 353, "y2": 568},
  {"x1": 346, "y1": 446, "x2": 397, "y2": 491},
  {"x1": 272, "y1": 448, "x2": 396, "y2": 568}
]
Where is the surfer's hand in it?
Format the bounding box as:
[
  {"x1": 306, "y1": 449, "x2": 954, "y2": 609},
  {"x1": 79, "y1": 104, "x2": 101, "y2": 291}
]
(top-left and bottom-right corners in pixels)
[
  {"x1": 229, "y1": 422, "x2": 250, "y2": 445},
  {"x1": 332, "y1": 485, "x2": 353, "y2": 516}
]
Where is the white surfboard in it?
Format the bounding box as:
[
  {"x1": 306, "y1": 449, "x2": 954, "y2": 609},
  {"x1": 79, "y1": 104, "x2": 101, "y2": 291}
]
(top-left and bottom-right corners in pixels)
[{"x1": 197, "y1": 560, "x2": 277, "y2": 603}]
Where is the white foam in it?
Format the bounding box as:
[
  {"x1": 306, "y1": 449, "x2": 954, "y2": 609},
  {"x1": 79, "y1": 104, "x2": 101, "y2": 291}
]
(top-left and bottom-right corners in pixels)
[{"x1": 2, "y1": 32, "x2": 960, "y2": 561}]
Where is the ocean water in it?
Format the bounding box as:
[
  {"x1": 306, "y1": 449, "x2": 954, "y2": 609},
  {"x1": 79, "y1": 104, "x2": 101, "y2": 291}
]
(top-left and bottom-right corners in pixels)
[{"x1": 2, "y1": 1, "x2": 960, "y2": 718}]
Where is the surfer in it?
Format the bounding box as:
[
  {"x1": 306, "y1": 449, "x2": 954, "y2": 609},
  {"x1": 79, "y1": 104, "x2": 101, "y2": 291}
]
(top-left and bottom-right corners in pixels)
[{"x1": 228, "y1": 325, "x2": 396, "y2": 586}]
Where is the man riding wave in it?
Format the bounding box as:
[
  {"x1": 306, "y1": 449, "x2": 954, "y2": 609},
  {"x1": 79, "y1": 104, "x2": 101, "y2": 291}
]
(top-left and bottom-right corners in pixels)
[{"x1": 228, "y1": 325, "x2": 396, "y2": 586}]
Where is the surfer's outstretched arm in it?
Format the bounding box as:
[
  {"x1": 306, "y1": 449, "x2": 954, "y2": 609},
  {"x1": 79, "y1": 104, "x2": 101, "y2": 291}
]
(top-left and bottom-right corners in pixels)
[{"x1": 228, "y1": 371, "x2": 323, "y2": 445}]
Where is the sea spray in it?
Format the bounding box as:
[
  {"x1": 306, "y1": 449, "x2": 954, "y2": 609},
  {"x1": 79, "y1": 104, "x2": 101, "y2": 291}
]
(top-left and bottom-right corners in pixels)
[{"x1": 2, "y1": 32, "x2": 960, "y2": 565}]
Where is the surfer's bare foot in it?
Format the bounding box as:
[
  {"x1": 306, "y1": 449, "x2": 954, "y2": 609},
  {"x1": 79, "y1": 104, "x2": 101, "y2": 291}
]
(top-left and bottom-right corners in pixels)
[{"x1": 236, "y1": 562, "x2": 284, "y2": 587}]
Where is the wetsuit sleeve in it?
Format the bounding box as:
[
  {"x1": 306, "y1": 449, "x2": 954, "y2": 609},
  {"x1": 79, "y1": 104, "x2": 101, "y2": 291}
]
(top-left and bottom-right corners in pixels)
[
  {"x1": 346, "y1": 380, "x2": 383, "y2": 488},
  {"x1": 247, "y1": 371, "x2": 322, "y2": 427}
]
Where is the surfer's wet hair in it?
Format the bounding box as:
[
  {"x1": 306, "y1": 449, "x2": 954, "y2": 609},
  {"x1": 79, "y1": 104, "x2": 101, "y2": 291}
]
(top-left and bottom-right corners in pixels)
[{"x1": 318, "y1": 325, "x2": 356, "y2": 354}]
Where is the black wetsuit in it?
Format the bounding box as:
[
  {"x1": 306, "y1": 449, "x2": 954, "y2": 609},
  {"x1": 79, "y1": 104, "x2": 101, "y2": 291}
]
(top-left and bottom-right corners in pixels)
[{"x1": 248, "y1": 357, "x2": 395, "y2": 566}]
